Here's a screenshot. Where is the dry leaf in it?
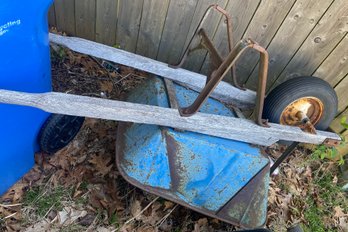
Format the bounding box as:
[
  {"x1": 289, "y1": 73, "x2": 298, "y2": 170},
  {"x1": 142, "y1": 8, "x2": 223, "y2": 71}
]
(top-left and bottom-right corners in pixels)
[
  {"x1": 88, "y1": 154, "x2": 113, "y2": 176},
  {"x1": 130, "y1": 199, "x2": 142, "y2": 220},
  {"x1": 57, "y1": 206, "x2": 87, "y2": 225}
]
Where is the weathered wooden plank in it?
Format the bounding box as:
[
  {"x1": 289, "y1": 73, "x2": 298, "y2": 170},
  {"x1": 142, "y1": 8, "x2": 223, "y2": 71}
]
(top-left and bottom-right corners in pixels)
[
  {"x1": 313, "y1": 34, "x2": 348, "y2": 86},
  {"x1": 0, "y1": 89, "x2": 340, "y2": 146},
  {"x1": 95, "y1": 0, "x2": 118, "y2": 46},
  {"x1": 330, "y1": 107, "x2": 348, "y2": 133},
  {"x1": 116, "y1": 0, "x2": 144, "y2": 53},
  {"x1": 136, "y1": 0, "x2": 170, "y2": 59},
  {"x1": 182, "y1": 0, "x2": 228, "y2": 72},
  {"x1": 75, "y1": 0, "x2": 96, "y2": 41},
  {"x1": 246, "y1": 0, "x2": 334, "y2": 91},
  {"x1": 334, "y1": 73, "x2": 348, "y2": 114},
  {"x1": 49, "y1": 33, "x2": 257, "y2": 108},
  {"x1": 54, "y1": 0, "x2": 76, "y2": 35},
  {"x1": 270, "y1": 0, "x2": 348, "y2": 90},
  {"x1": 200, "y1": 0, "x2": 261, "y2": 76},
  {"x1": 48, "y1": 3, "x2": 56, "y2": 27},
  {"x1": 156, "y1": 0, "x2": 198, "y2": 64}
]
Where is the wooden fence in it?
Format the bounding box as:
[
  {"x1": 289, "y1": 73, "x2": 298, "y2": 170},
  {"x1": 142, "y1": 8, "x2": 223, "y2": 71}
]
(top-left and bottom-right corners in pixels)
[{"x1": 48, "y1": 0, "x2": 348, "y2": 134}]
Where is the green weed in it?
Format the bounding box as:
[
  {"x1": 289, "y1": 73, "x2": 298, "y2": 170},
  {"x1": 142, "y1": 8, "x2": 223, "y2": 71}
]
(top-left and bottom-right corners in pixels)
[
  {"x1": 23, "y1": 186, "x2": 67, "y2": 217},
  {"x1": 303, "y1": 172, "x2": 347, "y2": 231}
]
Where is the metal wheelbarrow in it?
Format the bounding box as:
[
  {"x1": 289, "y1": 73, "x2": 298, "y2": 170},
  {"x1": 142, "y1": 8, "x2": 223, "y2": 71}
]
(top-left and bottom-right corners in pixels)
[{"x1": 0, "y1": 3, "x2": 340, "y2": 230}]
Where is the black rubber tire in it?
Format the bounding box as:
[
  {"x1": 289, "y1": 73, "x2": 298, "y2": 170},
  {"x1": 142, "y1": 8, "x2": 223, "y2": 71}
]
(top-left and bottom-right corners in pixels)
[
  {"x1": 287, "y1": 225, "x2": 304, "y2": 232},
  {"x1": 39, "y1": 114, "x2": 85, "y2": 154},
  {"x1": 263, "y1": 76, "x2": 338, "y2": 130}
]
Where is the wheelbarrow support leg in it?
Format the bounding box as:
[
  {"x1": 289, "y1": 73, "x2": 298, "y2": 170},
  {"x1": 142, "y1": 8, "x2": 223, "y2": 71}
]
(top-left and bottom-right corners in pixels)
[{"x1": 270, "y1": 142, "x2": 300, "y2": 174}]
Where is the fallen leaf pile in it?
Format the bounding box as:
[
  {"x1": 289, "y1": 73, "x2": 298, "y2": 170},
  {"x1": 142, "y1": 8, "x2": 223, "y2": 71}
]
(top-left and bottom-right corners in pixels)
[{"x1": 1, "y1": 36, "x2": 347, "y2": 231}]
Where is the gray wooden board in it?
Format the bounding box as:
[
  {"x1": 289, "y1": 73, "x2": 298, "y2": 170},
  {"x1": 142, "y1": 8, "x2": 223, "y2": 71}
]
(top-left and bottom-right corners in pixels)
[
  {"x1": 199, "y1": 0, "x2": 260, "y2": 76},
  {"x1": 181, "y1": 0, "x2": 228, "y2": 72},
  {"x1": 0, "y1": 89, "x2": 340, "y2": 147},
  {"x1": 246, "y1": 0, "x2": 334, "y2": 91},
  {"x1": 75, "y1": 0, "x2": 96, "y2": 41},
  {"x1": 49, "y1": 33, "x2": 256, "y2": 108},
  {"x1": 54, "y1": 0, "x2": 75, "y2": 35},
  {"x1": 136, "y1": 0, "x2": 169, "y2": 59},
  {"x1": 157, "y1": 0, "x2": 198, "y2": 64},
  {"x1": 313, "y1": 34, "x2": 348, "y2": 87},
  {"x1": 48, "y1": 3, "x2": 56, "y2": 27},
  {"x1": 116, "y1": 0, "x2": 144, "y2": 52},
  {"x1": 269, "y1": 0, "x2": 348, "y2": 91},
  {"x1": 96, "y1": 0, "x2": 118, "y2": 46},
  {"x1": 331, "y1": 107, "x2": 348, "y2": 133},
  {"x1": 334, "y1": 73, "x2": 348, "y2": 114}
]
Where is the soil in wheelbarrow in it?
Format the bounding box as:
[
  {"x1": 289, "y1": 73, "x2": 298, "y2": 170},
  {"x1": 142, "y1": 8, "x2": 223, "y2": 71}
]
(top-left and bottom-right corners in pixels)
[{"x1": 1, "y1": 36, "x2": 347, "y2": 232}]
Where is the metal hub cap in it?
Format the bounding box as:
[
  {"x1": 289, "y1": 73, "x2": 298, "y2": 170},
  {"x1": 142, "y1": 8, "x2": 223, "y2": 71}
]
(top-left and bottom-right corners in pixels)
[{"x1": 280, "y1": 97, "x2": 324, "y2": 126}]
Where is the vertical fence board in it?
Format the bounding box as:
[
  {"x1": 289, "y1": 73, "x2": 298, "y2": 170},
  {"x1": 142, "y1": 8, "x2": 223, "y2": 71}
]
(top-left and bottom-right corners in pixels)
[
  {"x1": 200, "y1": 0, "x2": 260, "y2": 76},
  {"x1": 75, "y1": 0, "x2": 96, "y2": 41},
  {"x1": 182, "y1": 0, "x2": 228, "y2": 72},
  {"x1": 48, "y1": 3, "x2": 56, "y2": 27},
  {"x1": 95, "y1": 0, "x2": 118, "y2": 46},
  {"x1": 136, "y1": 0, "x2": 170, "y2": 59},
  {"x1": 331, "y1": 107, "x2": 348, "y2": 133},
  {"x1": 270, "y1": 0, "x2": 348, "y2": 90},
  {"x1": 116, "y1": 0, "x2": 144, "y2": 53},
  {"x1": 157, "y1": 0, "x2": 199, "y2": 64},
  {"x1": 232, "y1": 0, "x2": 296, "y2": 85},
  {"x1": 55, "y1": 0, "x2": 76, "y2": 35},
  {"x1": 246, "y1": 0, "x2": 334, "y2": 91},
  {"x1": 334, "y1": 73, "x2": 348, "y2": 114},
  {"x1": 313, "y1": 34, "x2": 348, "y2": 86}
]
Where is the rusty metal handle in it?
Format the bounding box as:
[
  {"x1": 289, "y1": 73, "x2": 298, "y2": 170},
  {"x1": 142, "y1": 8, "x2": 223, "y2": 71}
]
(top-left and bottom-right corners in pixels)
[
  {"x1": 179, "y1": 39, "x2": 270, "y2": 127},
  {"x1": 179, "y1": 40, "x2": 251, "y2": 116}
]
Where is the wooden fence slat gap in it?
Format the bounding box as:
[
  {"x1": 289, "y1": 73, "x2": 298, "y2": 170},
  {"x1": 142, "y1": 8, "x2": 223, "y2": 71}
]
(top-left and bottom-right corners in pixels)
[
  {"x1": 156, "y1": 0, "x2": 198, "y2": 61},
  {"x1": 334, "y1": 72, "x2": 348, "y2": 89},
  {"x1": 156, "y1": 0, "x2": 171, "y2": 58},
  {"x1": 134, "y1": 0, "x2": 145, "y2": 52},
  {"x1": 240, "y1": 0, "x2": 262, "y2": 40},
  {"x1": 155, "y1": 0, "x2": 174, "y2": 60},
  {"x1": 48, "y1": 3, "x2": 57, "y2": 27},
  {"x1": 311, "y1": 32, "x2": 348, "y2": 79},
  {"x1": 330, "y1": 106, "x2": 348, "y2": 133},
  {"x1": 136, "y1": 0, "x2": 170, "y2": 59},
  {"x1": 243, "y1": 0, "x2": 298, "y2": 85},
  {"x1": 75, "y1": 0, "x2": 96, "y2": 41},
  {"x1": 96, "y1": 0, "x2": 118, "y2": 45},
  {"x1": 333, "y1": 73, "x2": 348, "y2": 114}
]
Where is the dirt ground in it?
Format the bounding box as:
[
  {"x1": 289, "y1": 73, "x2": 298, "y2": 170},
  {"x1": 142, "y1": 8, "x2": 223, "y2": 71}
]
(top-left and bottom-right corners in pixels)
[{"x1": 1, "y1": 43, "x2": 347, "y2": 232}]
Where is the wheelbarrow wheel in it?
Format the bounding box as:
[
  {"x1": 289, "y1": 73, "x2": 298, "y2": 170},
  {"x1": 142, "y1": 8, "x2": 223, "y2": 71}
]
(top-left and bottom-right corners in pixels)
[
  {"x1": 39, "y1": 114, "x2": 85, "y2": 154},
  {"x1": 263, "y1": 76, "x2": 337, "y2": 130}
]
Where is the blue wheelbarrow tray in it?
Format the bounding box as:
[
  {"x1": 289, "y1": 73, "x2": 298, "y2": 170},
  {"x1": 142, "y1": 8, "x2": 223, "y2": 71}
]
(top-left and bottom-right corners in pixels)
[{"x1": 116, "y1": 76, "x2": 270, "y2": 228}]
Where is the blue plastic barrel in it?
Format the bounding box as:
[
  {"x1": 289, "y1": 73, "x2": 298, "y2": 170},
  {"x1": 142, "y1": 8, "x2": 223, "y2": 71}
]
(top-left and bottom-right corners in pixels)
[{"x1": 0, "y1": 0, "x2": 53, "y2": 195}]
